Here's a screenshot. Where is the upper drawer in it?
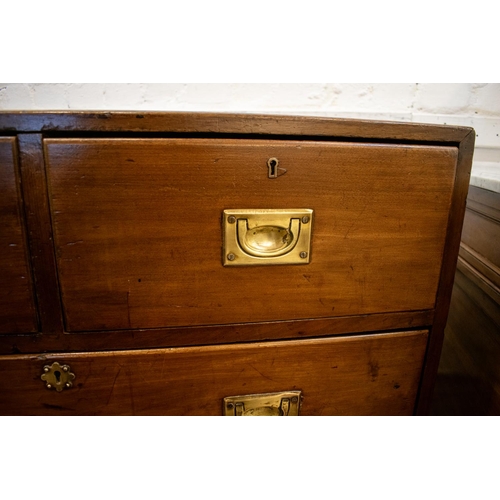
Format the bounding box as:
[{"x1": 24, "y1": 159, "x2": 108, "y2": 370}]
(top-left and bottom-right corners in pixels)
[
  {"x1": 45, "y1": 138, "x2": 457, "y2": 332},
  {"x1": 0, "y1": 138, "x2": 37, "y2": 333}
]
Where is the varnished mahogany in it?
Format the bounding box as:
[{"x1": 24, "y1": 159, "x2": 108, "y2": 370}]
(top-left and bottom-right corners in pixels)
[{"x1": 0, "y1": 112, "x2": 474, "y2": 415}]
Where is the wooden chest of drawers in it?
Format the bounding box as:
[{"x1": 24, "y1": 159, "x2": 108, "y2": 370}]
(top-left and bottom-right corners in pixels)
[{"x1": 0, "y1": 112, "x2": 474, "y2": 415}]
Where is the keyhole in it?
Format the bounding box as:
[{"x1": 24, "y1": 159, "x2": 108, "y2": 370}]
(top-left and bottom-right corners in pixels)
[
  {"x1": 267, "y1": 157, "x2": 279, "y2": 178},
  {"x1": 54, "y1": 370, "x2": 61, "y2": 383},
  {"x1": 269, "y1": 159, "x2": 277, "y2": 176}
]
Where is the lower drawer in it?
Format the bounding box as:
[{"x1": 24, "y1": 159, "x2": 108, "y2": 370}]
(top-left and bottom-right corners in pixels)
[{"x1": 0, "y1": 330, "x2": 428, "y2": 415}]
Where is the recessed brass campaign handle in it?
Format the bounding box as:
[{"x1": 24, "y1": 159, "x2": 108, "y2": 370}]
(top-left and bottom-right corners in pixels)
[
  {"x1": 237, "y1": 218, "x2": 300, "y2": 258},
  {"x1": 223, "y1": 209, "x2": 313, "y2": 266}
]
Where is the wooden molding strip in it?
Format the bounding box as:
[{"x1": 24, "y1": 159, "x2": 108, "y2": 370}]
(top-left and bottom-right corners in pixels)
[
  {"x1": 457, "y1": 256, "x2": 500, "y2": 307},
  {"x1": 0, "y1": 309, "x2": 434, "y2": 355},
  {"x1": 459, "y1": 243, "x2": 500, "y2": 290},
  {"x1": 0, "y1": 112, "x2": 472, "y2": 144},
  {"x1": 466, "y1": 185, "x2": 500, "y2": 223}
]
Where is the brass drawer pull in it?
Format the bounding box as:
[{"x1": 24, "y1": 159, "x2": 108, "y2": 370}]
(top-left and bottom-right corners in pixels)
[
  {"x1": 223, "y1": 391, "x2": 302, "y2": 416},
  {"x1": 223, "y1": 209, "x2": 313, "y2": 266},
  {"x1": 237, "y1": 217, "x2": 300, "y2": 258}
]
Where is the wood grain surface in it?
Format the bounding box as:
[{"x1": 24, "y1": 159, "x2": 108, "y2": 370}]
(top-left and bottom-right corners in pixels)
[
  {"x1": 0, "y1": 330, "x2": 429, "y2": 416},
  {"x1": 18, "y1": 135, "x2": 64, "y2": 334},
  {"x1": 45, "y1": 138, "x2": 457, "y2": 332},
  {"x1": 0, "y1": 111, "x2": 472, "y2": 145},
  {"x1": 0, "y1": 138, "x2": 37, "y2": 333}
]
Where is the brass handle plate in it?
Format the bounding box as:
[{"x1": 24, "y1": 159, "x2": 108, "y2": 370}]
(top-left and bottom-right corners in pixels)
[
  {"x1": 223, "y1": 391, "x2": 302, "y2": 416},
  {"x1": 223, "y1": 209, "x2": 313, "y2": 266}
]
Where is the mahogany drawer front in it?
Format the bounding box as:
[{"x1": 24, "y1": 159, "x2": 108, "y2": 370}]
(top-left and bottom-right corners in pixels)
[
  {"x1": 45, "y1": 138, "x2": 457, "y2": 333},
  {"x1": 0, "y1": 138, "x2": 37, "y2": 334},
  {"x1": 0, "y1": 329, "x2": 428, "y2": 415}
]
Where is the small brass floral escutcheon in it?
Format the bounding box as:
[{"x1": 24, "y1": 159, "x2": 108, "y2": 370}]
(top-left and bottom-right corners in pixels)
[{"x1": 41, "y1": 362, "x2": 75, "y2": 392}]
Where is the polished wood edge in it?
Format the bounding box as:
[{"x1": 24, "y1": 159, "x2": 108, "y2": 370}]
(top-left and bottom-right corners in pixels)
[
  {"x1": 457, "y1": 256, "x2": 500, "y2": 306},
  {"x1": 0, "y1": 112, "x2": 472, "y2": 143},
  {"x1": 17, "y1": 134, "x2": 64, "y2": 334},
  {"x1": 415, "y1": 129, "x2": 475, "y2": 415},
  {"x1": 0, "y1": 309, "x2": 434, "y2": 355},
  {"x1": 0, "y1": 329, "x2": 431, "y2": 362},
  {"x1": 460, "y1": 243, "x2": 500, "y2": 291}
]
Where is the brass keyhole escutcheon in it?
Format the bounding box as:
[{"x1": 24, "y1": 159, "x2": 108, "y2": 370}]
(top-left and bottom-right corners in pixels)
[
  {"x1": 267, "y1": 157, "x2": 279, "y2": 178},
  {"x1": 41, "y1": 362, "x2": 75, "y2": 392},
  {"x1": 267, "y1": 157, "x2": 287, "y2": 178}
]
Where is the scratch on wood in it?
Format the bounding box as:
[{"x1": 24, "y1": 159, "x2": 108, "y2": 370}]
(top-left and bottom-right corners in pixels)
[
  {"x1": 160, "y1": 356, "x2": 166, "y2": 379},
  {"x1": 344, "y1": 203, "x2": 368, "y2": 239},
  {"x1": 249, "y1": 364, "x2": 274, "y2": 382},
  {"x1": 106, "y1": 368, "x2": 121, "y2": 405},
  {"x1": 126, "y1": 291, "x2": 131, "y2": 327},
  {"x1": 127, "y1": 368, "x2": 136, "y2": 415}
]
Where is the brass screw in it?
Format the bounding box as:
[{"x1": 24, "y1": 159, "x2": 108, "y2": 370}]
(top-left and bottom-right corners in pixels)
[
  {"x1": 227, "y1": 403, "x2": 234, "y2": 409},
  {"x1": 65, "y1": 383, "x2": 72, "y2": 388},
  {"x1": 227, "y1": 216, "x2": 236, "y2": 224},
  {"x1": 302, "y1": 216, "x2": 310, "y2": 224},
  {"x1": 62, "y1": 366, "x2": 69, "y2": 372},
  {"x1": 300, "y1": 251, "x2": 308, "y2": 259},
  {"x1": 291, "y1": 396, "x2": 298, "y2": 403},
  {"x1": 43, "y1": 367, "x2": 49, "y2": 373},
  {"x1": 227, "y1": 253, "x2": 235, "y2": 261},
  {"x1": 46, "y1": 384, "x2": 52, "y2": 389}
]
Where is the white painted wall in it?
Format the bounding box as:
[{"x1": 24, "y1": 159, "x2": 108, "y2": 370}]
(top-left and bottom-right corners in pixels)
[{"x1": 1, "y1": 83, "x2": 499, "y2": 189}]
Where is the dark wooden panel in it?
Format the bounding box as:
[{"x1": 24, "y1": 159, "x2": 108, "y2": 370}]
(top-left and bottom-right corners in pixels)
[
  {"x1": 0, "y1": 330, "x2": 428, "y2": 416},
  {"x1": 0, "y1": 138, "x2": 37, "y2": 333},
  {"x1": 462, "y1": 189, "x2": 500, "y2": 268},
  {"x1": 45, "y1": 138, "x2": 457, "y2": 332},
  {"x1": 18, "y1": 135, "x2": 64, "y2": 334},
  {"x1": 431, "y1": 268, "x2": 500, "y2": 415},
  {"x1": 466, "y1": 185, "x2": 500, "y2": 222}
]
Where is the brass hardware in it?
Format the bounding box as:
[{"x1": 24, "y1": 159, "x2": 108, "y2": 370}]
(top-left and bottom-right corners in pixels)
[
  {"x1": 223, "y1": 391, "x2": 302, "y2": 416},
  {"x1": 267, "y1": 157, "x2": 279, "y2": 178},
  {"x1": 223, "y1": 209, "x2": 313, "y2": 266},
  {"x1": 41, "y1": 362, "x2": 75, "y2": 392},
  {"x1": 267, "y1": 157, "x2": 286, "y2": 178}
]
